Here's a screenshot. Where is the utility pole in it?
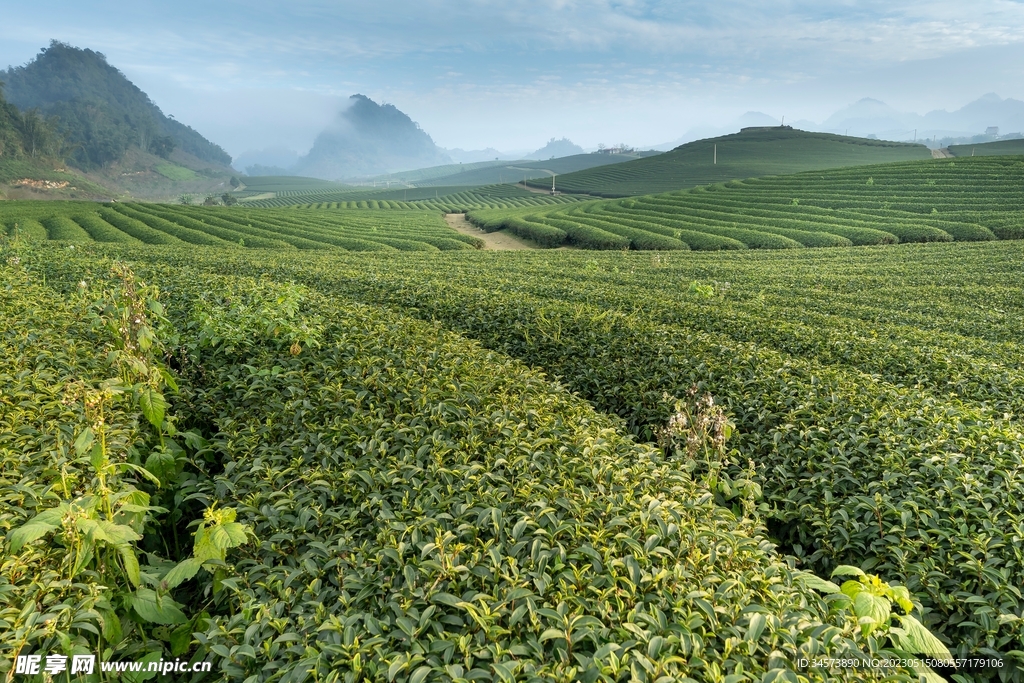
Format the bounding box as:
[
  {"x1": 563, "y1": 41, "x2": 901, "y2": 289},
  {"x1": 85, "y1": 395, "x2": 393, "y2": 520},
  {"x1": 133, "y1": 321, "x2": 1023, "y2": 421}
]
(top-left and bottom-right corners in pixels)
[
  {"x1": 914, "y1": 129, "x2": 917, "y2": 142},
  {"x1": 552, "y1": 174, "x2": 556, "y2": 194},
  {"x1": 714, "y1": 144, "x2": 717, "y2": 165}
]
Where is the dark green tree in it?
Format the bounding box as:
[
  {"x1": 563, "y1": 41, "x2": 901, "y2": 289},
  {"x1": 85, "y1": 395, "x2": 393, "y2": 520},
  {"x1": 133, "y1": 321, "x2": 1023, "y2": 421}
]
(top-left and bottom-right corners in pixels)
[{"x1": 150, "y1": 135, "x2": 176, "y2": 159}]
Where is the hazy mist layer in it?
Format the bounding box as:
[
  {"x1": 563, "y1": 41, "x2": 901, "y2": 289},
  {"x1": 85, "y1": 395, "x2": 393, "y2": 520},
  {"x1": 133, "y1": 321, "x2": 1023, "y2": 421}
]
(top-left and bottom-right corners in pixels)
[{"x1": 2, "y1": 1, "x2": 1023, "y2": 159}]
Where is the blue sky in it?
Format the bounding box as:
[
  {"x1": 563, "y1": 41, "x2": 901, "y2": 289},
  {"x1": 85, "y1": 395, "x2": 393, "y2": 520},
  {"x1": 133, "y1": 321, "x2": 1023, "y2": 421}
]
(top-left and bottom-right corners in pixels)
[{"x1": 3, "y1": 1, "x2": 1024, "y2": 157}]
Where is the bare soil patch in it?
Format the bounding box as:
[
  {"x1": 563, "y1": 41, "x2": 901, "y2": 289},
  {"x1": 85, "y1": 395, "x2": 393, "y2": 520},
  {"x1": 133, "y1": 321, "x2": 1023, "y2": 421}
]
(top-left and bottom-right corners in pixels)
[{"x1": 444, "y1": 213, "x2": 537, "y2": 250}]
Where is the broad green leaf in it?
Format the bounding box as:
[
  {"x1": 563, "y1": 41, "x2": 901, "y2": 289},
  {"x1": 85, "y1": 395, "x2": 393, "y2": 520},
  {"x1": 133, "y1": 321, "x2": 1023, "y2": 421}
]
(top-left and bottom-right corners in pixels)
[
  {"x1": 73, "y1": 428, "x2": 95, "y2": 456},
  {"x1": 831, "y1": 565, "x2": 866, "y2": 579},
  {"x1": 889, "y1": 585, "x2": 914, "y2": 613},
  {"x1": 214, "y1": 521, "x2": 249, "y2": 548},
  {"x1": 745, "y1": 613, "x2": 767, "y2": 642},
  {"x1": 159, "y1": 367, "x2": 179, "y2": 393},
  {"x1": 539, "y1": 628, "x2": 565, "y2": 642},
  {"x1": 852, "y1": 592, "x2": 890, "y2": 633},
  {"x1": 409, "y1": 666, "x2": 432, "y2": 683},
  {"x1": 7, "y1": 506, "x2": 66, "y2": 552},
  {"x1": 121, "y1": 651, "x2": 162, "y2": 683},
  {"x1": 170, "y1": 623, "x2": 193, "y2": 656},
  {"x1": 896, "y1": 614, "x2": 952, "y2": 659},
  {"x1": 120, "y1": 546, "x2": 141, "y2": 587},
  {"x1": 119, "y1": 461, "x2": 163, "y2": 486},
  {"x1": 387, "y1": 657, "x2": 406, "y2": 681},
  {"x1": 164, "y1": 558, "x2": 202, "y2": 589},
  {"x1": 139, "y1": 386, "x2": 167, "y2": 429},
  {"x1": 841, "y1": 580, "x2": 863, "y2": 600},
  {"x1": 71, "y1": 541, "x2": 95, "y2": 578},
  {"x1": 132, "y1": 588, "x2": 187, "y2": 625},
  {"x1": 98, "y1": 520, "x2": 143, "y2": 545},
  {"x1": 431, "y1": 592, "x2": 459, "y2": 607},
  {"x1": 796, "y1": 572, "x2": 841, "y2": 594},
  {"x1": 145, "y1": 450, "x2": 177, "y2": 482},
  {"x1": 98, "y1": 607, "x2": 123, "y2": 645},
  {"x1": 491, "y1": 662, "x2": 516, "y2": 683}
]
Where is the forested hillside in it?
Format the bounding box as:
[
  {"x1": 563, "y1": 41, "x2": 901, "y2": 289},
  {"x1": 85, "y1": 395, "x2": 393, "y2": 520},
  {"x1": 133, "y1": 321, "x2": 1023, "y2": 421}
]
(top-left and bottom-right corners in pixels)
[
  {"x1": 1, "y1": 42, "x2": 231, "y2": 169},
  {"x1": 0, "y1": 82, "x2": 63, "y2": 161}
]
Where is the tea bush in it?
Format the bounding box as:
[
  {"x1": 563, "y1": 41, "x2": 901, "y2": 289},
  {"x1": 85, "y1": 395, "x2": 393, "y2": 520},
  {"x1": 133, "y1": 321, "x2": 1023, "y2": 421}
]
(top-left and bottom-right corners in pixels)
[{"x1": 2, "y1": 242, "x2": 933, "y2": 682}]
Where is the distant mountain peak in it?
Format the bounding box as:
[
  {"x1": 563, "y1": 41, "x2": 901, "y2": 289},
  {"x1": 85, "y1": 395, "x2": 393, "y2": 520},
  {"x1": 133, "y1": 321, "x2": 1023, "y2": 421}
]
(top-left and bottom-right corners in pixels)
[
  {"x1": 292, "y1": 94, "x2": 450, "y2": 180},
  {"x1": 526, "y1": 137, "x2": 584, "y2": 160}
]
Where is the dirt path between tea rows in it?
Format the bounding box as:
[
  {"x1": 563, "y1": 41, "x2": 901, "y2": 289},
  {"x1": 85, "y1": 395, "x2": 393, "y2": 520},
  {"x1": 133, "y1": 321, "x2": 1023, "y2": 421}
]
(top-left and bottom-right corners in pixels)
[{"x1": 444, "y1": 213, "x2": 536, "y2": 250}]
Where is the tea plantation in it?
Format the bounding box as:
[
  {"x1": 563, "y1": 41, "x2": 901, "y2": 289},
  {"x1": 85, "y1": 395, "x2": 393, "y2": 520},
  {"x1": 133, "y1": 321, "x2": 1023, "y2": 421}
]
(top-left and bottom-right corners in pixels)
[
  {"x1": 468, "y1": 156, "x2": 1024, "y2": 250},
  {"x1": 3, "y1": 240, "x2": 938, "y2": 683},
  {"x1": 521, "y1": 128, "x2": 932, "y2": 197},
  {"x1": 1, "y1": 202, "x2": 484, "y2": 251},
  {"x1": 4, "y1": 151, "x2": 1024, "y2": 681},
  {"x1": 240, "y1": 184, "x2": 587, "y2": 210},
  {"x1": 3, "y1": 228, "x2": 1023, "y2": 681}
]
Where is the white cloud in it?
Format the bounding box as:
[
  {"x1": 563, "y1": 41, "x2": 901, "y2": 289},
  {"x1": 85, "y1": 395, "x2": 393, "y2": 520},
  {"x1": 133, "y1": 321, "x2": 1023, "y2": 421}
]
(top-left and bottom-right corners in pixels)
[{"x1": 2, "y1": 0, "x2": 1023, "y2": 151}]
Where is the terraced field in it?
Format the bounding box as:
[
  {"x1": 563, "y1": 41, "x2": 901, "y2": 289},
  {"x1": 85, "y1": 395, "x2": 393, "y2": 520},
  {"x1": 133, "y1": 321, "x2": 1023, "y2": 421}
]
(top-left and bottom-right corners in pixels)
[
  {"x1": 949, "y1": 138, "x2": 1024, "y2": 157},
  {"x1": 240, "y1": 183, "x2": 588, "y2": 209},
  {"x1": 236, "y1": 175, "x2": 353, "y2": 193},
  {"x1": 6, "y1": 235, "x2": 1022, "y2": 681},
  {"x1": 411, "y1": 152, "x2": 663, "y2": 187},
  {"x1": 525, "y1": 128, "x2": 932, "y2": 197},
  {"x1": 470, "y1": 156, "x2": 1024, "y2": 250},
  {"x1": 0, "y1": 202, "x2": 484, "y2": 251},
  {"x1": 5, "y1": 154, "x2": 1024, "y2": 679}
]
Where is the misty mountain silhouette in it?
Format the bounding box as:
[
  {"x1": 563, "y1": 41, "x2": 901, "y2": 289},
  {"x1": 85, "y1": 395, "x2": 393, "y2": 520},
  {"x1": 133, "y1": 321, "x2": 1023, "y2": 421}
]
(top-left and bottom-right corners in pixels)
[
  {"x1": 526, "y1": 137, "x2": 584, "y2": 160},
  {"x1": 822, "y1": 94, "x2": 1024, "y2": 138},
  {"x1": 293, "y1": 94, "x2": 451, "y2": 180}
]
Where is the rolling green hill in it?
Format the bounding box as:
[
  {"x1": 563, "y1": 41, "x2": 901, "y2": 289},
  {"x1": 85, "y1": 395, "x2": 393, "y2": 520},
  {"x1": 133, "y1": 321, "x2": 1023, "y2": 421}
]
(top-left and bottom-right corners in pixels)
[
  {"x1": 415, "y1": 151, "x2": 662, "y2": 187},
  {"x1": 239, "y1": 182, "x2": 586, "y2": 210},
  {"x1": 0, "y1": 201, "x2": 484, "y2": 251},
  {"x1": 360, "y1": 159, "x2": 510, "y2": 185},
  {"x1": 949, "y1": 138, "x2": 1024, "y2": 157},
  {"x1": 469, "y1": 155, "x2": 1023, "y2": 249},
  {"x1": 236, "y1": 175, "x2": 353, "y2": 193},
  {"x1": 527, "y1": 127, "x2": 932, "y2": 197}
]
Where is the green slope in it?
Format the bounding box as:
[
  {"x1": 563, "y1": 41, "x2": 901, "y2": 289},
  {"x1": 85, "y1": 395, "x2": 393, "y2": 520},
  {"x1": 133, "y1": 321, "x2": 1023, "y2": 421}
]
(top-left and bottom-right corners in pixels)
[
  {"x1": 362, "y1": 159, "x2": 510, "y2": 184},
  {"x1": 416, "y1": 151, "x2": 662, "y2": 187},
  {"x1": 530, "y1": 128, "x2": 932, "y2": 197},
  {"x1": 949, "y1": 138, "x2": 1024, "y2": 157},
  {"x1": 240, "y1": 183, "x2": 586, "y2": 210},
  {"x1": 469, "y1": 155, "x2": 1023, "y2": 249},
  {"x1": 236, "y1": 175, "x2": 354, "y2": 193}
]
